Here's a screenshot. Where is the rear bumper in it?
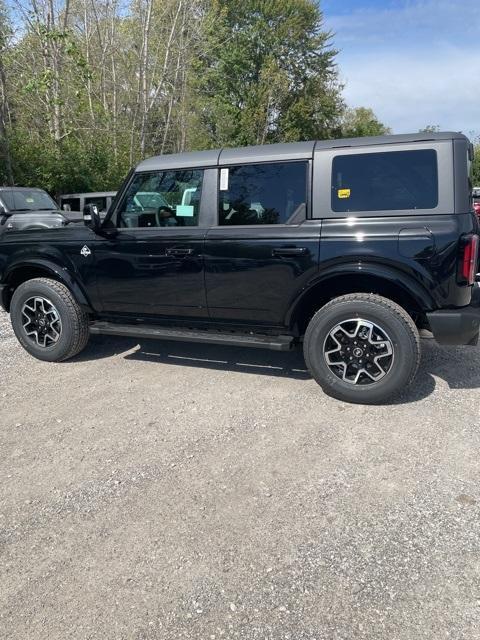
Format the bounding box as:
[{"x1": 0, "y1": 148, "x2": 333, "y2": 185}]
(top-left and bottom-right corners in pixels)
[{"x1": 427, "y1": 287, "x2": 480, "y2": 346}]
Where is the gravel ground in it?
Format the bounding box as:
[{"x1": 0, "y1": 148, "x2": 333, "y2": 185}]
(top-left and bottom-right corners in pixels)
[{"x1": 1, "y1": 309, "x2": 480, "y2": 640}]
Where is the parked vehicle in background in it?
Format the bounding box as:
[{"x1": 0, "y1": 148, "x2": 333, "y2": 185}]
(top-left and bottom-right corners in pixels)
[
  {"x1": 0, "y1": 187, "x2": 69, "y2": 233},
  {"x1": 0, "y1": 132, "x2": 479, "y2": 404},
  {"x1": 473, "y1": 187, "x2": 480, "y2": 219},
  {"x1": 59, "y1": 192, "x2": 116, "y2": 221}
]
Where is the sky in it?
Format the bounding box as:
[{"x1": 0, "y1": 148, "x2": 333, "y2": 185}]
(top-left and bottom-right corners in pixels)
[{"x1": 322, "y1": 0, "x2": 480, "y2": 139}]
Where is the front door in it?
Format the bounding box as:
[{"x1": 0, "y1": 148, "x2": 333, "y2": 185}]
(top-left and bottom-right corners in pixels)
[{"x1": 95, "y1": 168, "x2": 208, "y2": 318}]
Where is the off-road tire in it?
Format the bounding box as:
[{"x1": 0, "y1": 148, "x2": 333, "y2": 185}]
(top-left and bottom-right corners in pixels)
[
  {"x1": 10, "y1": 277, "x2": 90, "y2": 362},
  {"x1": 303, "y1": 293, "x2": 420, "y2": 404}
]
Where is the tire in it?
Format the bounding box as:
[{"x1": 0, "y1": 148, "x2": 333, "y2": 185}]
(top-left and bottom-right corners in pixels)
[
  {"x1": 10, "y1": 277, "x2": 90, "y2": 362},
  {"x1": 303, "y1": 293, "x2": 420, "y2": 404}
]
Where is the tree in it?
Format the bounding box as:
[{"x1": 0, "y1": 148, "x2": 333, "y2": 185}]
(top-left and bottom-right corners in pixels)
[
  {"x1": 191, "y1": 0, "x2": 344, "y2": 149},
  {"x1": 0, "y1": 0, "x2": 13, "y2": 184},
  {"x1": 419, "y1": 125, "x2": 440, "y2": 133},
  {"x1": 1, "y1": 0, "x2": 395, "y2": 194},
  {"x1": 473, "y1": 142, "x2": 480, "y2": 186},
  {"x1": 341, "y1": 107, "x2": 390, "y2": 138},
  {"x1": 3, "y1": 0, "x2": 206, "y2": 192}
]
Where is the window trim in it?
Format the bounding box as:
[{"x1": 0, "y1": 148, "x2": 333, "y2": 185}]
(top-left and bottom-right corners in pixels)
[
  {"x1": 112, "y1": 166, "x2": 207, "y2": 230},
  {"x1": 215, "y1": 159, "x2": 311, "y2": 228},
  {"x1": 312, "y1": 141, "x2": 454, "y2": 219}
]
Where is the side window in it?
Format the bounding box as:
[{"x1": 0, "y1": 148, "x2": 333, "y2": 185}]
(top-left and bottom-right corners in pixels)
[
  {"x1": 331, "y1": 149, "x2": 438, "y2": 213},
  {"x1": 117, "y1": 169, "x2": 203, "y2": 228},
  {"x1": 61, "y1": 198, "x2": 81, "y2": 212},
  {"x1": 219, "y1": 162, "x2": 307, "y2": 226},
  {"x1": 85, "y1": 196, "x2": 108, "y2": 211}
]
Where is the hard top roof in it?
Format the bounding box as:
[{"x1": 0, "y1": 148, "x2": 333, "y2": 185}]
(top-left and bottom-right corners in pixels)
[
  {"x1": 60, "y1": 191, "x2": 117, "y2": 197},
  {"x1": 137, "y1": 149, "x2": 221, "y2": 172},
  {"x1": 314, "y1": 131, "x2": 467, "y2": 150},
  {"x1": 136, "y1": 131, "x2": 467, "y2": 172}
]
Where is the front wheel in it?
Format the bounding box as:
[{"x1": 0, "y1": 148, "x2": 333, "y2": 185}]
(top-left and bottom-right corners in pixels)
[
  {"x1": 303, "y1": 293, "x2": 420, "y2": 404},
  {"x1": 10, "y1": 277, "x2": 90, "y2": 362}
]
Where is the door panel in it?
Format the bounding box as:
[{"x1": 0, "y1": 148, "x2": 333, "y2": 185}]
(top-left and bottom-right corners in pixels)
[
  {"x1": 204, "y1": 224, "x2": 321, "y2": 324},
  {"x1": 94, "y1": 166, "x2": 209, "y2": 319},
  {"x1": 94, "y1": 227, "x2": 208, "y2": 317}
]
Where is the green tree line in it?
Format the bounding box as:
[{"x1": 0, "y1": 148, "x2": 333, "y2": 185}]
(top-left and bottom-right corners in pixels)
[
  {"x1": 1, "y1": 0, "x2": 389, "y2": 195},
  {"x1": 473, "y1": 145, "x2": 480, "y2": 186}
]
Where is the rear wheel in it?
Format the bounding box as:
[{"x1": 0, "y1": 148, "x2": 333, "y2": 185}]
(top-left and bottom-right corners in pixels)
[
  {"x1": 303, "y1": 293, "x2": 420, "y2": 404},
  {"x1": 10, "y1": 277, "x2": 90, "y2": 361}
]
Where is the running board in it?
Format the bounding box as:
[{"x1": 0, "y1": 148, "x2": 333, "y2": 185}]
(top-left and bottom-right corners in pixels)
[{"x1": 89, "y1": 321, "x2": 294, "y2": 351}]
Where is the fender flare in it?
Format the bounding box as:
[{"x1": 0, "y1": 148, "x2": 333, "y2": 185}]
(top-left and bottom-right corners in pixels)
[
  {"x1": 3, "y1": 258, "x2": 93, "y2": 311},
  {"x1": 286, "y1": 261, "x2": 436, "y2": 326}
]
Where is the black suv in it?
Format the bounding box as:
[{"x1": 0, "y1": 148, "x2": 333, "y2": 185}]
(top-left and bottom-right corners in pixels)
[
  {"x1": 0, "y1": 132, "x2": 478, "y2": 404},
  {"x1": 0, "y1": 187, "x2": 68, "y2": 231}
]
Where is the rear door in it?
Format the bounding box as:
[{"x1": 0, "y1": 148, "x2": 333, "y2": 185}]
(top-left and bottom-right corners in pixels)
[{"x1": 204, "y1": 159, "x2": 321, "y2": 325}]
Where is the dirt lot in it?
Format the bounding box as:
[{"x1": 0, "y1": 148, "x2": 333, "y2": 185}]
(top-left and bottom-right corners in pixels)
[{"x1": 1, "y1": 308, "x2": 480, "y2": 640}]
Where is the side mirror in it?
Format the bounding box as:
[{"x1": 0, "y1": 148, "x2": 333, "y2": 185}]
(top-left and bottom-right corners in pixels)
[{"x1": 83, "y1": 203, "x2": 101, "y2": 231}]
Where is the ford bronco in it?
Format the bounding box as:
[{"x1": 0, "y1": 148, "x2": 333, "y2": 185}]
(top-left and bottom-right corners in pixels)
[
  {"x1": 0, "y1": 187, "x2": 69, "y2": 231},
  {"x1": 0, "y1": 132, "x2": 478, "y2": 404}
]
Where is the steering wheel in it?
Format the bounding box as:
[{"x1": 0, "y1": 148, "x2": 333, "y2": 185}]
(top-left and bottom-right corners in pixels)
[{"x1": 157, "y1": 206, "x2": 176, "y2": 226}]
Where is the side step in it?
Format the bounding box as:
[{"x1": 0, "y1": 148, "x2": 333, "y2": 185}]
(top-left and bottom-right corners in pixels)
[{"x1": 89, "y1": 321, "x2": 294, "y2": 351}]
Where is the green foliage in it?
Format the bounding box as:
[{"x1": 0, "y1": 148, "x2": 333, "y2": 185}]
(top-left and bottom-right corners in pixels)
[
  {"x1": 9, "y1": 131, "x2": 130, "y2": 195},
  {"x1": 341, "y1": 107, "x2": 390, "y2": 138},
  {"x1": 472, "y1": 144, "x2": 480, "y2": 186},
  {"x1": 419, "y1": 125, "x2": 440, "y2": 133},
  {"x1": 0, "y1": 0, "x2": 390, "y2": 195},
  {"x1": 0, "y1": 0, "x2": 10, "y2": 43},
  {"x1": 0, "y1": 0, "x2": 13, "y2": 185},
  {"x1": 191, "y1": 0, "x2": 344, "y2": 148}
]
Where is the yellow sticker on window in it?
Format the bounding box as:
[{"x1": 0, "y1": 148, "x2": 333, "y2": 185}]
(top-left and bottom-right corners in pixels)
[
  {"x1": 26, "y1": 197, "x2": 34, "y2": 203},
  {"x1": 338, "y1": 188, "x2": 351, "y2": 199}
]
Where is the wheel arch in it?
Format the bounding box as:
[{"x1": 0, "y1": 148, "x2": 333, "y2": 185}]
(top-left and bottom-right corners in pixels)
[
  {"x1": 288, "y1": 264, "x2": 434, "y2": 335},
  {"x1": 2, "y1": 259, "x2": 92, "y2": 313}
]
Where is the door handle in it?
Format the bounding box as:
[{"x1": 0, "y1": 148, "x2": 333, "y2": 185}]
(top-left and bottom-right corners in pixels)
[
  {"x1": 165, "y1": 248, "x2": 194, "y2": 257},
  {"x1": 272, "y1": 247, "x2": 309, "y2": 257}
]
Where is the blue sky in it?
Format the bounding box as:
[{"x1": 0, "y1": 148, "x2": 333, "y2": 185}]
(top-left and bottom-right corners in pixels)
[{"x1": 322, "y1": 0, "x2": 480, "y2": 139}]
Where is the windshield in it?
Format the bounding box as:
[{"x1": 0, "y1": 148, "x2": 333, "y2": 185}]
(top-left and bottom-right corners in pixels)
[{"x1": 1, "y1": 189, "x2": 58, "y2": 212}]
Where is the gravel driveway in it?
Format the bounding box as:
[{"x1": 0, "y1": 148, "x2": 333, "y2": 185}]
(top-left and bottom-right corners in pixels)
[{"x1": 1, "y1": 309, "x2": 479, "y2": 640}]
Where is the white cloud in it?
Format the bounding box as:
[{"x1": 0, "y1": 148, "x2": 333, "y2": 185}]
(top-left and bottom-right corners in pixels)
[
  {"x1": 339, "y1": 48, "x2": 480, "y2": 137},
  {"x1": 325, "y1": 0, "x2": 480, "y2": 138}
]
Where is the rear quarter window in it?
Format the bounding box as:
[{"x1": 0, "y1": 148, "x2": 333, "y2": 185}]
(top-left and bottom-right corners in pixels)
[{"x1": 331, "y1": 149, "x2": 438, "y2": 212}]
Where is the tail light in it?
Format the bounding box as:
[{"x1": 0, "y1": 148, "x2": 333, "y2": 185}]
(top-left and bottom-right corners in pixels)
[{"x1": 460, "y1": 234, "x2": 479, "y2": 285}]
